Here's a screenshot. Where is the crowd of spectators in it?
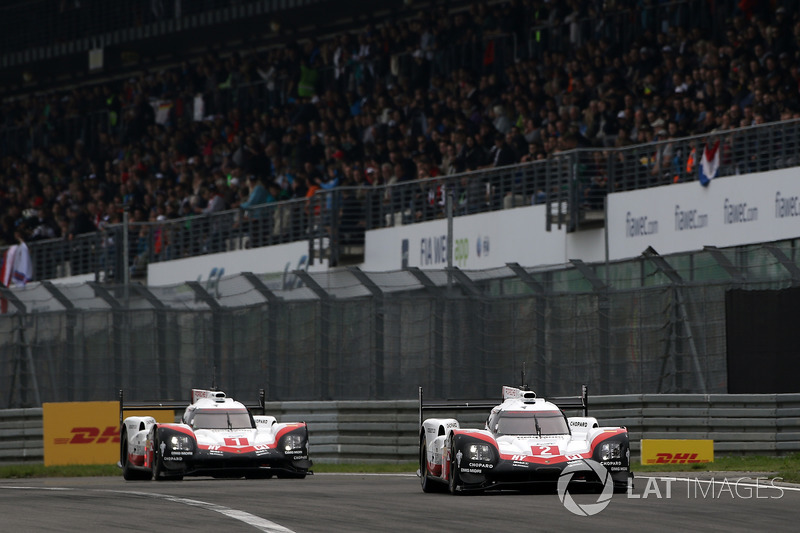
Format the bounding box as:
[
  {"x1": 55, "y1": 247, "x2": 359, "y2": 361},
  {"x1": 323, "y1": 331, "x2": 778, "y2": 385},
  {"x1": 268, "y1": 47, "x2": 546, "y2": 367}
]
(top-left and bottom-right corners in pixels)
[{"x1": 1, "y1": 0, "x2": 799, "y2": 270}]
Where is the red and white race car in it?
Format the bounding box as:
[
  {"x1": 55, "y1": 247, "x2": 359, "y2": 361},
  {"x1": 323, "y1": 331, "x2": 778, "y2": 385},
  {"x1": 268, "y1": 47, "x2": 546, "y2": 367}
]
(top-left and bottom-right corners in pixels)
[
  {"x1": 418, "y1": 385, "x2": 631, "y2": 494},
  {"x1": 119, "y1": 388, "x2": 312, "y2": 480}
]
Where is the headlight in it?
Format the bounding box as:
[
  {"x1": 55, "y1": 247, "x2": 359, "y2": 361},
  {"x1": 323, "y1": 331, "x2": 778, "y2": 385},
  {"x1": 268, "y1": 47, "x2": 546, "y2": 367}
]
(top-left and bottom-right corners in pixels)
[
  {"x1": 170, "y1": 435, "x2": 192, "y2": 451},
  {"x1": 467, "y1": 443, "x2": 491, "y2": 461},
  {"x1": 600, "y1": 442, "x2": 621, "y2": 461},
  {"x1": 283, "y1": 434, "x2": 303, "y2": 451}
]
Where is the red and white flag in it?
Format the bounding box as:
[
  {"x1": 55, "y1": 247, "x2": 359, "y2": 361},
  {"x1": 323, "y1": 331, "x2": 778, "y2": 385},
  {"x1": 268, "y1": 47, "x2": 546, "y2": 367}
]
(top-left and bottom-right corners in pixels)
[{"x1": 699, "y1": 140, "x2": 721, "y2": 186}]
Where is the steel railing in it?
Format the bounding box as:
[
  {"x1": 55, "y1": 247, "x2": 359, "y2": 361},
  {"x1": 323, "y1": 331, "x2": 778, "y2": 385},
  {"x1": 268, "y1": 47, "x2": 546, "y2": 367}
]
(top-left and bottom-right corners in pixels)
[{"x1": 7, "y1": 118, "x2": 800, "y2": 283}]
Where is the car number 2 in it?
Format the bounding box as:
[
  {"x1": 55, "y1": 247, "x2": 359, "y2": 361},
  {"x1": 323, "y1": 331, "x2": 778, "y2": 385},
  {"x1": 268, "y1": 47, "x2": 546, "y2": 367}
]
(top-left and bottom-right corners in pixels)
[{"x1": 531, "y1": 445, "x2": 558, "y2": 456}]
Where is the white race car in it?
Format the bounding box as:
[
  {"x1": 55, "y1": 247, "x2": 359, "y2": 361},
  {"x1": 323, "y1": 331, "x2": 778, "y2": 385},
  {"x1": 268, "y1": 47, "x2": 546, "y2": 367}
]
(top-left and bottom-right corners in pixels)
[
  {"x1": 419, "y1": 385, "x2": 631, "y2": 494},
  {"x1": 119, "y1": 388, "x2": 312, "y2": 480}
]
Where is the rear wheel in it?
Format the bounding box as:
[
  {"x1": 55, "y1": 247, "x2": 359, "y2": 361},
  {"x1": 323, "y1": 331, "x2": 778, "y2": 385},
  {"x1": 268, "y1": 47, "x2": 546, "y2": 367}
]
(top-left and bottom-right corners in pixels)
[
  {"x1": 420, "y1": 441, "x2": 439, "y2": 493},
  {"x1": 121, "y1": 431, "x2": 149, "y2": 481}
]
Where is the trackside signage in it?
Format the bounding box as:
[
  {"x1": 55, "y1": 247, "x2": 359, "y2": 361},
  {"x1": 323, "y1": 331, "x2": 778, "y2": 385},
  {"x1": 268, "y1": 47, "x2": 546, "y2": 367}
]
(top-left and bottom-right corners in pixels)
[
  {"x1": 607, "y1": 167, "x2": 800, "y2": 259},
  {"x1": 640, "y1": 439, "x2": 714, "y2": 465},
  {"x1": 147, "y1": 240, "x2": 327, "y2": 286},
  {"x1": 362, "y1": 204, "x2": 582, "y2": 271},
  {"x1": 43, "y1": 402, "x2": 172, "y2": 466}
]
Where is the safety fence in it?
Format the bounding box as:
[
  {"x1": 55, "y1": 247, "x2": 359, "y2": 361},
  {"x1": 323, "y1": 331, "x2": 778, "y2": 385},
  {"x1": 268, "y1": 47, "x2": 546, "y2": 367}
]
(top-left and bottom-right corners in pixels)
[
  {"x1": 3, "y1": 393, "x2": 799, "y2": 465},
  {"x1": 3, "y1": 237, "x2": 800, "y2": 409}
]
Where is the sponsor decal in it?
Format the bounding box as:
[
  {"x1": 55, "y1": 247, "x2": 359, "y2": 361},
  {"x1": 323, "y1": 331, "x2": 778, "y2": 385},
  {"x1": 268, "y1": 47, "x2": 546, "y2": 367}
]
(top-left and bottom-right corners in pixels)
[
  {"x1": 674, "y1": 204, "x2": 708, "y2": 231},
  {"x1": 625, "y1": 211, "x2": 658, "y2": 237},
  {"x1": 53, "y1": 426, "x2": 119, "y2": 445},
  {"x1": 775, "y1": 191, "x2": 800, "y2": 218},
  {"x1": 420, "y1": 235, "x2": 448, "y2": 267},
  {"x1": 475, "y1": 235, "x2": 489, "y2": 259},
  {"x1": 43, "y1": 401, "x2": 171, "y2": 467},
  {"x1": 723, "y1": 198, "x2": 758, "y2": 224},
  {"x1": 640, "y1": 439, "x2": 714, "y2": 464}
]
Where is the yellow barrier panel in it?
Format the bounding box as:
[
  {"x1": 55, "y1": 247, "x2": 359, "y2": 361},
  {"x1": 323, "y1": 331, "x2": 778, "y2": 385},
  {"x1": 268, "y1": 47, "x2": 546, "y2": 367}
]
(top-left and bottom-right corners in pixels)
[
  {"x1": 641, "y1": 439, "x2": 714, "y2": 465},
  {"x1": 43, "y1": 401, "x2": 174, "y2": 466}
]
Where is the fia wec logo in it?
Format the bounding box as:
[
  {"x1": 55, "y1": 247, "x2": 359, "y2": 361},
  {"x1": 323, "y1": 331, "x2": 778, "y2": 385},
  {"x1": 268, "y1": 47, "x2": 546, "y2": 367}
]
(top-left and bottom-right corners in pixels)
[{"x1": 53, "y1": 426, "x2": 120, "y2": 445}]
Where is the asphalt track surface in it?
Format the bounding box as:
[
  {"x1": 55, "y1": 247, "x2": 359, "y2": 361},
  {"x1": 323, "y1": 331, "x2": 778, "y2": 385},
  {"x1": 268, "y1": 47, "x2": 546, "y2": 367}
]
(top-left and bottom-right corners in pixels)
[{"x1": 1, "y1": 472, "x2": 798, "y2": 532}]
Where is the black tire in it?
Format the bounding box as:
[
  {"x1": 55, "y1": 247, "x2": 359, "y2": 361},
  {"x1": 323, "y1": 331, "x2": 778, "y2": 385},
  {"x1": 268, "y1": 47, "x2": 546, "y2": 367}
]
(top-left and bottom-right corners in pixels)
[
  {"x1": 448, "y1": 444, "x2": 462, "y2": 495},
  {"x1": 152, "y1": 433, "x2": 183, "y2": 481},
  {"x1": 121, "y1": 431, "x2": 149, "y2": 481},
  {"x1": 420, "y1": 441, "x2": 437, "y2": 493}
]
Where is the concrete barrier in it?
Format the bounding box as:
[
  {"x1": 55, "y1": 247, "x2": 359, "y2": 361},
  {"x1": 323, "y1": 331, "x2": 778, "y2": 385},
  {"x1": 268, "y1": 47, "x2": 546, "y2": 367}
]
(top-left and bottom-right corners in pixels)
[{"x1": 3, "y1": 395, "x2": 800, "y2": 465}]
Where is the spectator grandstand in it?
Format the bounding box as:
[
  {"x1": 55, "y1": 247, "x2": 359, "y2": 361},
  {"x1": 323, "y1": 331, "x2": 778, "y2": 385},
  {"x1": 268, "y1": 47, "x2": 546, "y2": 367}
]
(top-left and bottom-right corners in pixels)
[{"x1": 1, "y1": 0, "x2": 799, "y2": 281}]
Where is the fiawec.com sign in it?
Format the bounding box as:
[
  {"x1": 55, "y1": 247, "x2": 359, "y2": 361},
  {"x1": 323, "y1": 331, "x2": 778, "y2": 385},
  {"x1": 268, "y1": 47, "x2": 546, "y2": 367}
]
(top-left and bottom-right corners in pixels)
[{"x1": 43, "y1": 401, "x2": 172, "y2": 466}]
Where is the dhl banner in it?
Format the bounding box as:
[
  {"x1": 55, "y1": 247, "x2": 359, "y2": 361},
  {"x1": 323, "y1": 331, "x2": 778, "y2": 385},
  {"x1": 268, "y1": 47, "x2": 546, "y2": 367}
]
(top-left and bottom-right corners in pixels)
[
  {"x1": 43, "y1": 401, "x2": 174, "y2": 466},
  {"x1": 640, "y1": 439, "x2": 714, "y2": 465}
]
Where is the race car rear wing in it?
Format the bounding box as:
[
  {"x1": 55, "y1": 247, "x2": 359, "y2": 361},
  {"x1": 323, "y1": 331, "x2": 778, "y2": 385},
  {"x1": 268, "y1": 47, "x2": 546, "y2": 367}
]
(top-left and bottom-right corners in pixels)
[
  {"x1": 118, "y1": 389, "x2": 267, "y2": 426},
  {"x1": 418, "y1": 385, "x2": 589, "y2": 426}
]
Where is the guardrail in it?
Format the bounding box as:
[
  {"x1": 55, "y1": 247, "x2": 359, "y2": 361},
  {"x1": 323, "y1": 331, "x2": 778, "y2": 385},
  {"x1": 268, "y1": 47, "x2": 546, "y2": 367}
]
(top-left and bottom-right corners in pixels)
[
  {"x1": 3, "y1": 395, "x2": 800, "y2": 465},
  {"x1": 0, "y1": 408, "x2": 43, "y2": 465}
]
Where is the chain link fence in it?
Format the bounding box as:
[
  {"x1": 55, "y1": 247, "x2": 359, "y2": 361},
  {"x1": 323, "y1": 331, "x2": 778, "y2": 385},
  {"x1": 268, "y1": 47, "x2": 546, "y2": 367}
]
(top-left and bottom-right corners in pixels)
[{"x1": 2, "y1": 238, "x2": 799, "y2": 408}]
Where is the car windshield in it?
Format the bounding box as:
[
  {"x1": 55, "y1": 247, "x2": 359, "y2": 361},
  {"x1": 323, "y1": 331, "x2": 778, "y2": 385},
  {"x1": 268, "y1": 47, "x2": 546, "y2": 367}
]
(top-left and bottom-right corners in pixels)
[
  {"x1": 191, "y1": 409, "x2": 253, "y2": 429},
  {"x1": 495, "y1": 411, "x2": 569, "y2": 436}
]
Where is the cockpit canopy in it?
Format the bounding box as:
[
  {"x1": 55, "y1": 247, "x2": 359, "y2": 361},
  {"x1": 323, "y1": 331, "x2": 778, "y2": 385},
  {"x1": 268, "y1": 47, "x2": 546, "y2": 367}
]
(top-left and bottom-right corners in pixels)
[
  {"x1": 184, "y1": 408, "x2": 254, "y2": 430},
  {"x1": 487, "y1": 410, "x2": 569, "y2": 436}
]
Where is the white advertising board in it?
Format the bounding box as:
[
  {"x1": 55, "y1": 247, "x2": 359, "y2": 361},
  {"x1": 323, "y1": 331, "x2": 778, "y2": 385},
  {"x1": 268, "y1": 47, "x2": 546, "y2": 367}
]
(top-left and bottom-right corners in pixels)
[
  {"x1": 607, "y1": 167, "x2": 800, "y2": 259},
  {"x1": 147, "y1": 240, "x2": 327, "y2": 286},
  {"x1": 362, "y1": 204, "x2": 582, "y2": 271}
]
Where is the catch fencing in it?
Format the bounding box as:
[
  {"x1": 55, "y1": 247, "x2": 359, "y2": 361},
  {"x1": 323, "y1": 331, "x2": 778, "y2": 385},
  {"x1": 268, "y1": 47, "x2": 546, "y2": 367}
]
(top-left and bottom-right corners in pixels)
[
  {"x1": 3, "y1": 393, "x2": 799, "y2": 465},
  {"x1": 2, "y1": 238, "x2": 800, "y2": 408}
]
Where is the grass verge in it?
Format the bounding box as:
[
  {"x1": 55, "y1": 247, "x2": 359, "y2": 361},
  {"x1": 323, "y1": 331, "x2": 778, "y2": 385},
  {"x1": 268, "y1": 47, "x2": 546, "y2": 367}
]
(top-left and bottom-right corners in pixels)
[
  {"x1": 1, "y1": 457, "x2": 796, "y2": 483},
  {"x1": 0, "y1": 462, "x2": 419, "y2": 479},
  {"x1": 634, "y1": 453, "x2": 800, "y2": 483}
]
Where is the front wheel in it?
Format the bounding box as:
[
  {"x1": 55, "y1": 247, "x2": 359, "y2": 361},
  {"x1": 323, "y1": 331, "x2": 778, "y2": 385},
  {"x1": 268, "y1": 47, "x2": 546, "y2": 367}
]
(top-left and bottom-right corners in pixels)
[
  {"x1": 152, "y1": 434, "x2": 182, "y2": 481},
  {"x1": 448, "y1": 445, "x2": 462, "y2": 495}
]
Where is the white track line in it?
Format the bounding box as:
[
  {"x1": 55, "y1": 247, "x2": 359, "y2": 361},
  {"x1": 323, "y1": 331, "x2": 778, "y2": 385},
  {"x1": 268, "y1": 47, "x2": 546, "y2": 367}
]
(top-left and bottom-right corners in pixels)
[
  {"x1": 0, "y1": 486, "x2": 296, "y2": 532},
  {"x1": 638, "y1": 475, "x2": 800, "y2": 492}
]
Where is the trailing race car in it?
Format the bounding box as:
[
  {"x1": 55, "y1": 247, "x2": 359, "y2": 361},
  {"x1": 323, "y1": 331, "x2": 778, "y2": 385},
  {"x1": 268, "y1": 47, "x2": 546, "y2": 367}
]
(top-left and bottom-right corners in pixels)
[
  {"x1": 119, "y1": 388, "x2": 312, "y2": 480},
  {"x1": 418, "y1": 385, "x2": 632, "y2": 494}
]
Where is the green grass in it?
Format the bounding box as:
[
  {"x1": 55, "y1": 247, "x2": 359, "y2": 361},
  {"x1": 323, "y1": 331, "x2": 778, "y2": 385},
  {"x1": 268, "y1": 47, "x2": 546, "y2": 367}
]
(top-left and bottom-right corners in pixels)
[
  {"x1": 0, "y1": 462, "x2": 419, "y2": 479},
  {"x1": 1, "y1": 457, "x2": 796, "y2": 482},
  {"x1": 0, "y1": 464, "x2": 121, "y2": 479},
  {"x1": 634, "y1": 453, "x2": 800, "y2": 483}
]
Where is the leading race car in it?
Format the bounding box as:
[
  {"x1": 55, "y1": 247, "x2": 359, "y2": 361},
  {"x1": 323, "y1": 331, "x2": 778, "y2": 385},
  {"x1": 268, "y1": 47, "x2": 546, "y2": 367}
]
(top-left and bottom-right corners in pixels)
[
  {"x1": 119, "y1": 388, "x2": 312, "y2": 480},
  {"x1": 418, "y1": 385, "x2": 632, "y2": 494}
]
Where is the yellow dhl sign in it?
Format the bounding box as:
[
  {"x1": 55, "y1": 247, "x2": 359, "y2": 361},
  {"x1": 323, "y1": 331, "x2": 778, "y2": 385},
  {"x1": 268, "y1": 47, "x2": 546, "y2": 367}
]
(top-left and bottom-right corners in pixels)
[
  {"x1": 641, "y1": 439, "x2": 714, "y2": 464},
  {"x1": 43, "y1": 401, "x2": 173, "y2": 466}
]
